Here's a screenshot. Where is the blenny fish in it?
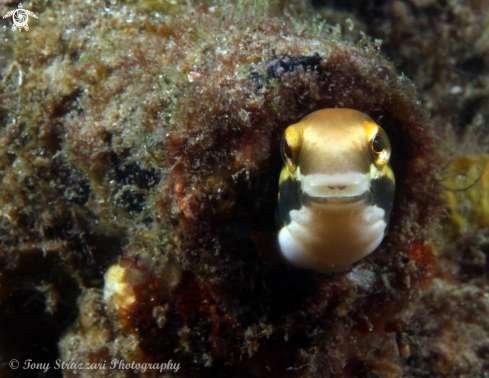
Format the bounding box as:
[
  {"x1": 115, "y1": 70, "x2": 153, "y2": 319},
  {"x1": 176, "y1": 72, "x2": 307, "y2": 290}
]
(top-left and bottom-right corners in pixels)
[{"x1": 278, "y1": 108, "x2": 395, "y2": 272}]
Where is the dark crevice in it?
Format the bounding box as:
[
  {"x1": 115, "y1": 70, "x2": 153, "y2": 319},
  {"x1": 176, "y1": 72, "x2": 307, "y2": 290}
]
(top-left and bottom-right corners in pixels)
[{"x1": 50, "y1": 88, "x2": 83, "y2": 119}]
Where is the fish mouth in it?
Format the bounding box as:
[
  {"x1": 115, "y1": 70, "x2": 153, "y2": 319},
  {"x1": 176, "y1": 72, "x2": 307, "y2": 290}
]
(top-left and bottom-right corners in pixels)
[{"x1": 302, "y1": 173, "x2": 369, "y2": 205}]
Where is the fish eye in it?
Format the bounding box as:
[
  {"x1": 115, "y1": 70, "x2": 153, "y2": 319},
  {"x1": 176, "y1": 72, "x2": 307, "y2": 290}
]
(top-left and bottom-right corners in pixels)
[
  {"x1": 372, "y1": 135, "x2": 387, "y2": 153},
  {"x1": 280, "y1": 124, "x2": 302, "y2": 173},
  {"x1": 281, "y1": 136, "x2": 293, "y2": 161},
  {"x1": 364, "y1": 121, "x2": 391, "y2": 165}
]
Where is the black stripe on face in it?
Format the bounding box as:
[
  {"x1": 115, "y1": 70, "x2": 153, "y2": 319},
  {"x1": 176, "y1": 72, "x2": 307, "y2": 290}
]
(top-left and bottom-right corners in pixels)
[
  {"x1": 278, "y1": 170, "x2": 302, "y2": 226},
  {"x1": 370, "y1": 173, "x2": 395, "y2": 223}
]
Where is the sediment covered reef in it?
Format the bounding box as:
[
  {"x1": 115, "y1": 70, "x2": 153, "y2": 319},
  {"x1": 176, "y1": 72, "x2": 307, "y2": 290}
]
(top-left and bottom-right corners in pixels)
[{"x1": 0, "y1": 0, "x2": 488, "y2": 377}]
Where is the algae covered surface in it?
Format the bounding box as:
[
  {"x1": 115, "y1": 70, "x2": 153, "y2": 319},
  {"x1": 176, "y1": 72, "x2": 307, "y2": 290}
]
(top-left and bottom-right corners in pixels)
[{"x1": 0, "y1": 0, "x2": 488, "y2": 377}]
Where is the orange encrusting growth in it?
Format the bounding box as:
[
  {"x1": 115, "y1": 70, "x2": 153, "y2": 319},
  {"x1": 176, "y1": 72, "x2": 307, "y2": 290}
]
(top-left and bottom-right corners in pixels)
[{"x1": 410, "y1": 240, "x2": 436, "y2": 289}]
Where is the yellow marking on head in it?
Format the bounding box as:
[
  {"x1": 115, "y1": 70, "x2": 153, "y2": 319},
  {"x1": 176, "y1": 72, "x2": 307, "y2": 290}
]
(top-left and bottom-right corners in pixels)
[
  {"x1": 364, "y1": 121, "x2": 379, "y2": 139},
  {"x1": 279, "y1": 163, "x2": 300, "y2": 185},
  {"x1": 281, "y1": 124, "x2": 302, "y2": 173},
  {"x1": 370, "y1": 162, "x2": 395, "y2": 185}
]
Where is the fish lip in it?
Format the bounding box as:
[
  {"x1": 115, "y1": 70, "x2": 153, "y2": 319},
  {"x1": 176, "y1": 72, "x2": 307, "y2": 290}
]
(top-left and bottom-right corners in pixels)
[
  {"x1": 301, "y1": 173, "x2": 370, "y2": 205},
  {"x1": 304, "y1": 191, "x2": 368, "y2": 205}
]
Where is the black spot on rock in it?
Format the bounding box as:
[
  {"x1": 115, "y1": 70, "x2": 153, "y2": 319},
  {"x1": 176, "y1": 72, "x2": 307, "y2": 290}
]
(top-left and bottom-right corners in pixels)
[
  {"x1": 266, "y1": 54, "x2": 322, "y2": 79},
  {"x1": 114, "y1": 159, "x2": 160, "y2": 215}
]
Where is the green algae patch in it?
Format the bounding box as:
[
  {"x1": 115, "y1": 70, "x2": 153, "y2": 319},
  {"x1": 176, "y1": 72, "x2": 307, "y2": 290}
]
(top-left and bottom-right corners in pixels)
[{"x1": 445, "y1": 155, "x2": 489, "y2": 232}]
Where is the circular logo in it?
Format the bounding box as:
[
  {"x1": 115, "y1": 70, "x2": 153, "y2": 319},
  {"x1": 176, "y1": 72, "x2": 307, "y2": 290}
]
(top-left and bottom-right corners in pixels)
[
  {"x1": 9, "y1": 359, "x2": 19, "y2": 369},
  {"x1": 12, "y1": 9, "x2": 29, "y2": 30},
  {"x1": 2, "y1": 3, "x2": 38, "y2": 32}
]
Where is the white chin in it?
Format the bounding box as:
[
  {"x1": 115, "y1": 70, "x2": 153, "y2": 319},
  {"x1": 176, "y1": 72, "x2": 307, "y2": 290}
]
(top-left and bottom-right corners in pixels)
[
  {"x1": 278, "y1": 204, "x2": 387, "y2": 273},
  {"x1": 278, "y1": 226, "x2": 317, "y2": 268}
]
